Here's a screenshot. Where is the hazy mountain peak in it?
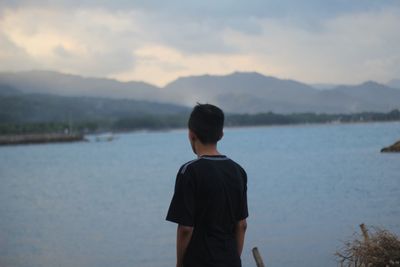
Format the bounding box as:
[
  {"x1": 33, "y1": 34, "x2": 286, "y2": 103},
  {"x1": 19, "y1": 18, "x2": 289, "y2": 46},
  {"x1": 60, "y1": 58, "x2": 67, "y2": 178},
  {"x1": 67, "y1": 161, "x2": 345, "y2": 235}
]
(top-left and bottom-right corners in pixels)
[
  {"x1": 229, "y1": 71, "x2": 266, "y2": 78},
  {"x1": 360, "y1": 80, "x2": 385, "y2": 88}
]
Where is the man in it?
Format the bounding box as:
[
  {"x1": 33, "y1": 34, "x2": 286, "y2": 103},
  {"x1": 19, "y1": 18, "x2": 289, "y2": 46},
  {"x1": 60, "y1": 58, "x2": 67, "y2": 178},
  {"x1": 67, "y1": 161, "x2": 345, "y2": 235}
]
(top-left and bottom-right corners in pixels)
[{"x1": 166, "y1": 104, "x2": 248, "y2": 267}]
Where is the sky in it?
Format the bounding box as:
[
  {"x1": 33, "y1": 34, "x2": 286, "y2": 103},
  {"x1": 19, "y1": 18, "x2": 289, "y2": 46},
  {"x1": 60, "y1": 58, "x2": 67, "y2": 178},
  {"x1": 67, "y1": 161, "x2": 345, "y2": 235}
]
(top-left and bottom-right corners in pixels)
[{"x1": 0, "y1": 0, "x2": 399, "y2": 86}]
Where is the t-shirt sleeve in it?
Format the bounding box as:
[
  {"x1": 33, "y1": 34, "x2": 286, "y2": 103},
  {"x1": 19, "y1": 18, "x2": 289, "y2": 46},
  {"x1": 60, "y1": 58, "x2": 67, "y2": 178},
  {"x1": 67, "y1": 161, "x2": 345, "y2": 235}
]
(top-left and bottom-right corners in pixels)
[
  {"x1": 166, "y1": 167, "x2": 196, "y2": 226},
  {"x1": 237, "y1": 169, "x2": 249, "y2": 220}
]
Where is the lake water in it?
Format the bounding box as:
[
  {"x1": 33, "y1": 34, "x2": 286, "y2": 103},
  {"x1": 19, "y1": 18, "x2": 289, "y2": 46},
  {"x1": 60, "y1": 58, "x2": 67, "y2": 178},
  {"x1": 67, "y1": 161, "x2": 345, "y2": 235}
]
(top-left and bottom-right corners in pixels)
[{"x1": 1, "y1": 122, "x2": 399, "y2": 267}]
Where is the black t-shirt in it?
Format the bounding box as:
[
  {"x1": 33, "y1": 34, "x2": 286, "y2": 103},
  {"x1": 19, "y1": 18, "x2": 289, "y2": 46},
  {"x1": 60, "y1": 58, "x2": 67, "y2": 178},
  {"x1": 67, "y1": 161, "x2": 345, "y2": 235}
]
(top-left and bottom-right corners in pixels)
[{"x1": 166, "y1": 155, "x2": 248, "y2": 267}]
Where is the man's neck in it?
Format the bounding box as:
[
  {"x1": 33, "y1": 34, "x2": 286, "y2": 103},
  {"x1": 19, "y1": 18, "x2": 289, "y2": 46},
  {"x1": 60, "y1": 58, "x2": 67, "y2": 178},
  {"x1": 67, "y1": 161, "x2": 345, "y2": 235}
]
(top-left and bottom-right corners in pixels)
[{"x1": 195, "y1": 144, "x2": 220, "y2": 158}]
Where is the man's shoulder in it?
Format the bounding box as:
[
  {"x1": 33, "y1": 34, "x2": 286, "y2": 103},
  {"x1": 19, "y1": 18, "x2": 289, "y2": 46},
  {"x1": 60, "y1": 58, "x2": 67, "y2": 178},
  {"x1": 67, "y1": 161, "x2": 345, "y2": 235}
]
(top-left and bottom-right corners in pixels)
[
  {"x1": 231, "y1": 159, "x2": 247, "y2": 180},
  {"x1": 178, "y1": 158, "x2": 202, "y2": 175},
  {"x1": 179, "y1": 156, "x2": 246, "y2": 176},
  {"x1": 227, "y1": 157, "x2": 246, "y2": 170}
]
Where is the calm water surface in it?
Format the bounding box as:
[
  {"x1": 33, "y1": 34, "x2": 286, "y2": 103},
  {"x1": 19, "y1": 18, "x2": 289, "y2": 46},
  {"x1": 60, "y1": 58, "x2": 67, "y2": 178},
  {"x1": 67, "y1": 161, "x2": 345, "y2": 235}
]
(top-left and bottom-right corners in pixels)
[{"x1": 1, "y1": 122, "x2": 399, "y2": 267}]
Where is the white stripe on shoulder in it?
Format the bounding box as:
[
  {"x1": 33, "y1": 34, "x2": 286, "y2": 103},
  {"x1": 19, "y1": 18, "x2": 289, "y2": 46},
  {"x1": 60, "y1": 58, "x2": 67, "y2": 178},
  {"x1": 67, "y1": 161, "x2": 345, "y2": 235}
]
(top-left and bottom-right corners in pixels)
[
  {"x1": 180, "y1": 159, "x2": 201, "y2": 174},
  {"x1": 200, "y1": 156, "x2": 230, "y2": 161}
]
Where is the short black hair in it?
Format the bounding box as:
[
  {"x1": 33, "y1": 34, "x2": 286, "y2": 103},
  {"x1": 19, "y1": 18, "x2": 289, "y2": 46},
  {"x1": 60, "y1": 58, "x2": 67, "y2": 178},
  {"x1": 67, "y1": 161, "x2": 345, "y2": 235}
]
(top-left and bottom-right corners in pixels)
[{"x1": 188, "y1": 103, "x2": 224, "y2": 144}]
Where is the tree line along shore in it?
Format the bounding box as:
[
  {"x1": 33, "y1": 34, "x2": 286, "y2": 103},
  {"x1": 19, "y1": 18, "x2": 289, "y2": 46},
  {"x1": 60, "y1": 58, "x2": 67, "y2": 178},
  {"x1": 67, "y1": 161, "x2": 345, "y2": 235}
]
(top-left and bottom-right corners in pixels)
[{"x1": 1, "y1": 109, "x2": 399, "y2": 136}]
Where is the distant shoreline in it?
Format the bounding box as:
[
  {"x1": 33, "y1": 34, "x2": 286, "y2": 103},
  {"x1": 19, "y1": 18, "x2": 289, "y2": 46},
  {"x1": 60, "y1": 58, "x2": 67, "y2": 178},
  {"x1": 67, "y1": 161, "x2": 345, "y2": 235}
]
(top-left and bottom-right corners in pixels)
[{"x1": 0, "y1": 133, "x2": 85, "y2": 146}]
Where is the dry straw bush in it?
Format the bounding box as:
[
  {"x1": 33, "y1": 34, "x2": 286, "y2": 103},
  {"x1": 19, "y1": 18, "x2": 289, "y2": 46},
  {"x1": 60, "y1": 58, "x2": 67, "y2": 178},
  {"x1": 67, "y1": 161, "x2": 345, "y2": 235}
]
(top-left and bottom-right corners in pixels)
[{"x1": 336, "y1": 224, "x2": 400, "y2": 267}]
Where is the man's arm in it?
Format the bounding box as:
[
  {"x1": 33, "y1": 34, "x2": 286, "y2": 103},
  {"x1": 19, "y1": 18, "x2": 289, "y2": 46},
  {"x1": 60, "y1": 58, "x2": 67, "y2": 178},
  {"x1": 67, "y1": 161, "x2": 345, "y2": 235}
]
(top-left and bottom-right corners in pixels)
[
  {"x1": 235, "y1": 219, "x2": 247, "y2": 256},
  {"x1": 176, "y1": 224, "x2": 193, "y2": 267}
]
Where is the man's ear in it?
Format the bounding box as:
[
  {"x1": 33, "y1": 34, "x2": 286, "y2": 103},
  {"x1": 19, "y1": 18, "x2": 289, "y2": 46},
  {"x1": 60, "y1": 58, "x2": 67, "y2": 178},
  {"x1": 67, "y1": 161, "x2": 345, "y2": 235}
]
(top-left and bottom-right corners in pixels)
[{"x1": 188, "y1": 129, "x2": 197, "y2": 142}]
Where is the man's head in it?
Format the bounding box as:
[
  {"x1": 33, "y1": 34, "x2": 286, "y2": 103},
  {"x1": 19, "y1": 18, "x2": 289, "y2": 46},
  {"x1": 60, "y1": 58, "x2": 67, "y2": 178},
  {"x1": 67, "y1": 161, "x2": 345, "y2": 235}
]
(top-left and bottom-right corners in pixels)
[{"x1": 188, "y1": 104, "x2": 224, "y2": 147}]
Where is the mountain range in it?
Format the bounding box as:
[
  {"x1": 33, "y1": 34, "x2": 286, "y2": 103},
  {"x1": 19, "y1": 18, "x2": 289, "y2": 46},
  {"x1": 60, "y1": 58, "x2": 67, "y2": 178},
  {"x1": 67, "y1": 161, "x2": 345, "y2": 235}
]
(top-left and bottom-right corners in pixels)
[{"x1": 0, "y1": 70, "x2": 399, "y2": 114}]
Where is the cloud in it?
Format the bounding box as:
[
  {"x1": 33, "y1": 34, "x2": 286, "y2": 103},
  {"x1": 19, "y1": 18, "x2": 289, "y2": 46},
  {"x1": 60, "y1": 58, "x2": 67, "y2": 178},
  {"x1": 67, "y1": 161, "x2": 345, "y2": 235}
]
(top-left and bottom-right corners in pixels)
[
  {"x1": 0, "y1": 7, "x2": 138, "y2": 76},
  {"x1": 0, "y1": 5, "x2": 245, "y2": 83},
  {"x1": 3, "y1": 0, "x2": 399, "y2": 20},
  {"x1": 223, "y1": 7, "x2": 400, "y2": 84},
  {"x1": 114, "y1": 44, "x2": 257, "y2": 85},
  {"x1": 0, "y1": 32, "x2": 38, "y2": 70},
  {"x1": 0, "y1": 1, "x2": 399, "y2": 85}
]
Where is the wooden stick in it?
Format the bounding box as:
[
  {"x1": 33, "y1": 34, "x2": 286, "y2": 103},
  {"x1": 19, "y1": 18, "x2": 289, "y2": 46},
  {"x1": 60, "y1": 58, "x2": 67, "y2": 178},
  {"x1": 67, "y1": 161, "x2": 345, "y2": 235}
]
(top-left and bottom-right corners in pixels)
[
  {"x1": 252, "y1": 247, "x2": 265, "y2": 267},
  {"x1": 359, "y1": 223, "x2": 369, "y2": 242}
]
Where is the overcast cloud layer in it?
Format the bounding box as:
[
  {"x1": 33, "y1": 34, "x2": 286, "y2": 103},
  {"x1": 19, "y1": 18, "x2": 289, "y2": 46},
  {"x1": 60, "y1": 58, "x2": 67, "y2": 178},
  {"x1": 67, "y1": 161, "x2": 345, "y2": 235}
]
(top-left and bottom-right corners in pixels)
[{"x1": 0, "y1": 0, "x2": 399, "y2": 86}]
